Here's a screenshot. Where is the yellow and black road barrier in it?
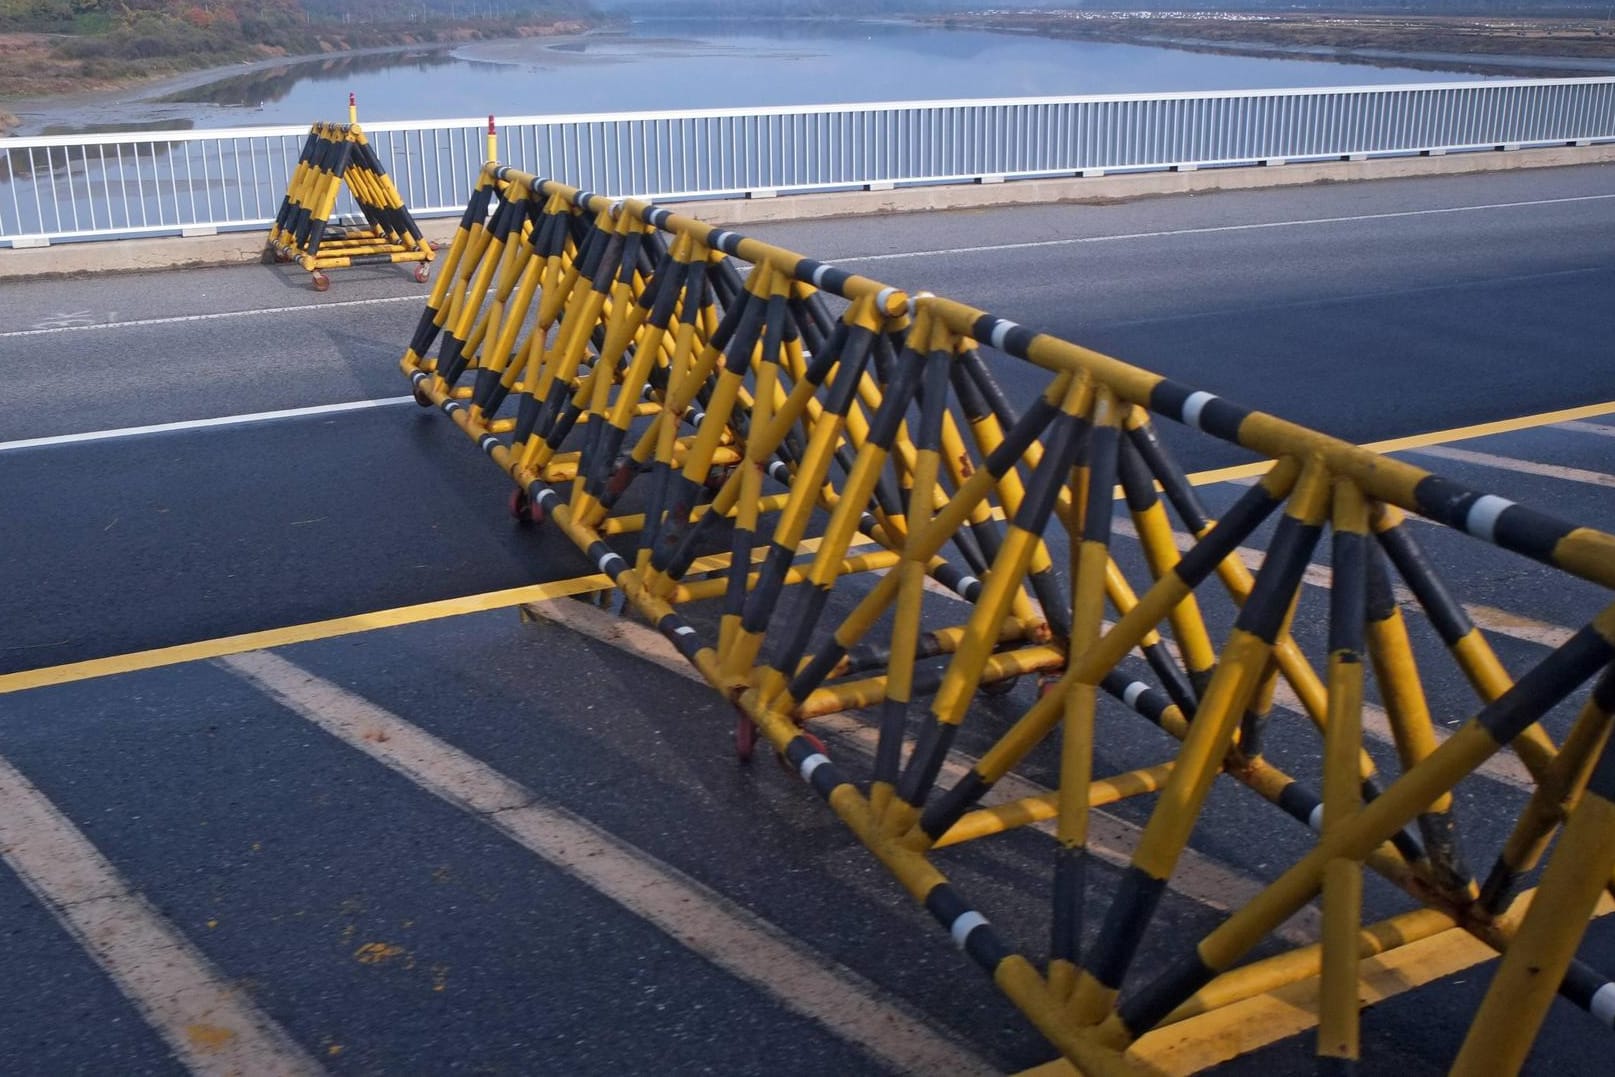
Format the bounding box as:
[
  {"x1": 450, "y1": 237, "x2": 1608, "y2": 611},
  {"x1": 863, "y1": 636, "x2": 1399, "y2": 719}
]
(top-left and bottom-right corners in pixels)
[
  {"x1": 400, "y1": 163, "x2": 1615, "y2": 1074},
  {"x1": 268, "y1": 116, "x2": 433, "y2": 291}
]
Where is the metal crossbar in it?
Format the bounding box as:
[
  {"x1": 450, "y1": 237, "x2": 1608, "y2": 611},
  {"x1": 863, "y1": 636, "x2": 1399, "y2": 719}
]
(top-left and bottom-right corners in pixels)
[
  {"x1": 4, "y1": 78, "x2": 1614, "y2": 247},
  {"x1": 398, "y1": 163, "x2": 1615, "y2": 1073}
]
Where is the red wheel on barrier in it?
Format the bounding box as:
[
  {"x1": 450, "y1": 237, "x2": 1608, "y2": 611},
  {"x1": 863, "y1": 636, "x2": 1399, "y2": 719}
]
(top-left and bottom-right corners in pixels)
[
  {"x1": 980, "y1": 674, "x2": 1019, "y2": 698},
  {"x1": 411, "y1": 382, "x2": 433, "y2": 408},
  {"x1": 413, "y1": 263, "x2": 430, "y2": 284},
  {"x1": 508, "y1": 488, "x2": 544, "y2": 526},
  {"x1": 311, "y1": 271, "x2": 330, "y2": 292},
  {"x1": 605, "y1": 462, "x2": 635, "y2": 500},
  {"x1": 734, "y1": 712, "x2": 758, "y2": 763},
  {"x1": 273, "y1": 249, "x2": 292, "y2": 264},
  {"x1": 704, "y1": 465, "x2": 733, "y2": 492}
]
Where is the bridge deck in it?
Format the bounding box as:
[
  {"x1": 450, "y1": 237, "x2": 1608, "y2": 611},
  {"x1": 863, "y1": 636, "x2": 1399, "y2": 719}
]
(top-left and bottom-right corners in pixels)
[{"x1": 3, "y1": 163, "x2": 1614, "y2": 1074}]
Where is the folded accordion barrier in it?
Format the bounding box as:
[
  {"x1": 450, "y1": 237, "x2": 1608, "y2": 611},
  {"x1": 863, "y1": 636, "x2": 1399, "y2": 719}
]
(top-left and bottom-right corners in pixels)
[
  {"x1": 399, "y1": 163, "x2": 1615, "y2": 1075},
  {"x1": 267, "y1": 120, "x2": 434, "y2": 291}
]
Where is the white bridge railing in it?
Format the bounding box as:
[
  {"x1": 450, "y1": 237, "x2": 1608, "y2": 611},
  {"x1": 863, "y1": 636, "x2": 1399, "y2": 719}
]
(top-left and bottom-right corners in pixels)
[{"x1": 3, "y1": 77, "x2": 1613, "y2": 247}]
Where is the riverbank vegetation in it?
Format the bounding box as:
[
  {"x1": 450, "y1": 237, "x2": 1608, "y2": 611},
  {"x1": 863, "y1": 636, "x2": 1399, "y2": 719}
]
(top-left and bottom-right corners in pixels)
[{"x1": 0, "y1": 1, "x2": 600, "y2": 110}]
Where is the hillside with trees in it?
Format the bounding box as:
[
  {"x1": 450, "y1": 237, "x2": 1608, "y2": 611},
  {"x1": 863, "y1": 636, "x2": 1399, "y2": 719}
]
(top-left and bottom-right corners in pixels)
[{"x1": 0, "y1": 1, "x2": 599, "y2": 103}]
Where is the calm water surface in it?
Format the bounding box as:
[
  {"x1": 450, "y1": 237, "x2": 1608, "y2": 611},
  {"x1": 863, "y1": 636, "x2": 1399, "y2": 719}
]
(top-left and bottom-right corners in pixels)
[{"x1": 20, "y1": 17, "x2": 1504, "y2": 135}]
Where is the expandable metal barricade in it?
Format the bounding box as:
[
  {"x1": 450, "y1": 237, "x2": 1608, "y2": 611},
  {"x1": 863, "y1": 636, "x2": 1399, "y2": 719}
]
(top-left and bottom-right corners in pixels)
[
  {"x1": 267, "y1": 121, "x2": 433, "y2": 291},
  {"x1": 400, "y1": 163, "x2": 1615, "y2": 1075}
]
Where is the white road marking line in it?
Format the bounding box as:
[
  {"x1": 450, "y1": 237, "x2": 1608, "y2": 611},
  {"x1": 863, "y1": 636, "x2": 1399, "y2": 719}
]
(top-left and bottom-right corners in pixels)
[
  {"x1": 0, "y1": 295, "x2": 421, "y2": 339},
  {"x1": 1410, "y1": 443, "x2": 1615, "y2": 489},
  {"x1": 0, "y1": 753, "x2": 323, "y2": 1077},
  {"x1": 1106, "y1": 517, "x2": 1543, "y2": 791},
  {"x1": 1095, "y1": 266, "x2": 1605, "y2": 333},
  {"x1": 218, "y1": 651, "x2": 993, "y2": 1077},
  {"x1": 516, "y1": 597, "x2": 1320, "y2": 944},
  {"x1": 1560, "y1": 420, "x2": 1615, "y2": 439},
  {"x1": 0, "y1": 397, "x2": 414, "y2": 453},
  {"x1": 831, "y1": 193, "x2": 1615, "y2": 265},
  {"x1": 7, "y1": 194, "x2": 1611, "y2": 340}
]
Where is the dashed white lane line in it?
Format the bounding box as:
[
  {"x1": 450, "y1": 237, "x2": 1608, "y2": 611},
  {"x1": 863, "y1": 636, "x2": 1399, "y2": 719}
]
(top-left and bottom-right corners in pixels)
[
  {"x1": 218, "y1": 650, "x2": 994, "y2": 1077},
  {"x1": 1410, "y1": 443, "x2": 1615, "y2": 489},
  {"x1": 1105, "y1": 516, "x2": 1546, "y2": 792},
  {"x1": 6, "y1": 193, "x2": 1612, "y2": 341},
  {"x1": 831, "y1": 193, "x2": 1615, "y2": 265},
  {"x1": 1107, "y1": 517, "x2": 1576, "y2": 651},
  {"x1": 0, "y1": 397, "x2": 413, "y2": 453},
  {"x1": 0, "y1": 295, "x2": 421, "y2": 339},
  {"x1": 517, "y1": 596, "x2": 1321, "y2": 945},
  {"x1": 0, "y1": 754, "x2": 324, "y2": 1077}
]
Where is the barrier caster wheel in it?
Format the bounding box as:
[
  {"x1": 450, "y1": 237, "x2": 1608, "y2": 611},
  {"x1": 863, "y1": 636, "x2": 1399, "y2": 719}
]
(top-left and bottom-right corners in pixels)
[
  {"x1": 734, "y1": 713, "x2": 758, "y2": 763},
  {"x1": 311, "y1": 271, "x2": 330, "y2": 292},
  {"x1": 508, "y1": 488, "x2": 544, "y2": 525},
  {"x1": 413, "y1": 263, "x2": 430, "y2": 284},
  {"x1": 411, "y1": 382, "x2": 433, "y2": 408},
  {"x1": 273, "y1": 249, "x2": 292, "y2": 264},
  {"x1": 704, "y1": 465, "x2": 733, "y2": 492},
  {"x1": 980, "y1": 674, "x2": 1019, "y2": 698},
  {"x1": 605, "y1": 461, "x2": 635, "y2": 500}
]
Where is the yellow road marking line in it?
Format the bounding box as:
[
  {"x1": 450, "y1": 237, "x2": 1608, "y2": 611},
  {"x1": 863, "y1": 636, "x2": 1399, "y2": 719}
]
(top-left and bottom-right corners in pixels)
[
  {"x1": 0, "y1": 574, "x2": 614, "y2": 696},
  {"x1": 1019, "y1": 894, "x2": 1615, "y2": 1077},
  {"x1": 1410, "y1": 443, "x2": 1615, "y2": 489},
  {"x1": 1, "y1": 535, "x2": 879, "y2": 697},
  {"x1": 518, "y1": 596, "x2": 1319, "y2": 945},
  {"x1": 0, "y1": 754, "x2": 324, "y2": 1076},
  {"x1": 218, "y1": 651, "x2": 994, "y2": 1077},
  {"x1": 7, "y1": 401, "x2": 1608, "y2": 697},
  {"x1": 1178, "y1": 399, "x2": 1615, "y2": 488}
]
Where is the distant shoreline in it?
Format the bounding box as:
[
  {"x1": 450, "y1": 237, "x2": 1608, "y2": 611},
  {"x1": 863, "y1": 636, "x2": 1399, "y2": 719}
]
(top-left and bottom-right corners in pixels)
[
  {"x1": 921, "y1": 12, "x2": 1615, "y2": 81},
  {"x1": 6, "y1": 14, "x2": 1615, "y2": 139},
  {"x1": 0, "y1": 21, "x2": 601, "y2": 136}
]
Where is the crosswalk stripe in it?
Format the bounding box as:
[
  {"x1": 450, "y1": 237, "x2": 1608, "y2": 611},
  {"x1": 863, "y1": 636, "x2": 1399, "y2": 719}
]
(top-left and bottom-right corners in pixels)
[
  {"x1": 0, "y1": 754, "x2": 324, "y2": 1077},
  {"x1": 218, "y1": 651, "x2": 994, "y2": 1077},
  {"x1": 516, "y1": 596, "x2": 1321, "y2": 945}
]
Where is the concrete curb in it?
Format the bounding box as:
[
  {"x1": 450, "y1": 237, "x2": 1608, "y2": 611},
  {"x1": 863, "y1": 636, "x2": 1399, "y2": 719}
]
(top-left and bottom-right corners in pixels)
[{"x1": 3, "y1": 143, "x2": 1612, "y2": 281}]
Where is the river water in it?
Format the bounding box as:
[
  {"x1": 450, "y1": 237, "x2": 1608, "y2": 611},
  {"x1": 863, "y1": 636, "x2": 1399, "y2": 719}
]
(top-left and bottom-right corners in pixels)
[{"x1": 12, "y1": 17, "x2": 1516, "y2": 136}]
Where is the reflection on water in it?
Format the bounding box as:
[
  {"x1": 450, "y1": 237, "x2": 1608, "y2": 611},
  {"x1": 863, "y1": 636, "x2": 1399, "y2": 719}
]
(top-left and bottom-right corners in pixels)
[
  {"x1": 160, "y1": 51, "x2": 457, "y2": 109},
  {"x1": 38, "y1": 117, "x2": 196, "y2": 138},
  {"x1": 1, "y1": 118, "x2": 196, "y2": 183},
  {"x1": 0, "y1": 15, "x2": 1520, "y2": 238},
  {"x1": 14, "y1": 16, "x2": 1500, "y2": 136}
]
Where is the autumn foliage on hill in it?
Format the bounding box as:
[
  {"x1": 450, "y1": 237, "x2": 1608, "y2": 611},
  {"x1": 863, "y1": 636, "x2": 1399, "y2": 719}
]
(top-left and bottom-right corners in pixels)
[{"x1": 0, "y1": 1, "x2": 596, "y2": 84}]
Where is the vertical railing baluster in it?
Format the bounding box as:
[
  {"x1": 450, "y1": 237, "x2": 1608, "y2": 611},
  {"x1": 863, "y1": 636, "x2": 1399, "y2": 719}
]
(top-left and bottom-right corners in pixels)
[{"x1": 4, "y1": 80, "x2": 1613, "y2": 245}]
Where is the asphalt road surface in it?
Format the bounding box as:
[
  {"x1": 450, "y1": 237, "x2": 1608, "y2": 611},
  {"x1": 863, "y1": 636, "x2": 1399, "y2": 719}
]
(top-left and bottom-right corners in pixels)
[{"x1": 2, "y1": 162, "x2": 1615, "y2": 1075}]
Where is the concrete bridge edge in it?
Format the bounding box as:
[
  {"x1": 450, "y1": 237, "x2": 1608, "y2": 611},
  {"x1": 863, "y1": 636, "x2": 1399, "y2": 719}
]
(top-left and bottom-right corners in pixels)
[{"x1": 3, "y1": 143, "x2": 1612, "y2": 281}]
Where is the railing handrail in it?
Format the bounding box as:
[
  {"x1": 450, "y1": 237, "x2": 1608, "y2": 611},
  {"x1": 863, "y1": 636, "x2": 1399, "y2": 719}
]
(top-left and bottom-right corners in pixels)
[
  {"x1": 5, "y1": 75, "x2": 1612, "y2": 150},
  {"x1": 6, "y1": 77, "x2": 1612, "y2": 247}
]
